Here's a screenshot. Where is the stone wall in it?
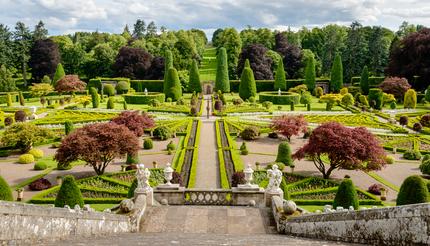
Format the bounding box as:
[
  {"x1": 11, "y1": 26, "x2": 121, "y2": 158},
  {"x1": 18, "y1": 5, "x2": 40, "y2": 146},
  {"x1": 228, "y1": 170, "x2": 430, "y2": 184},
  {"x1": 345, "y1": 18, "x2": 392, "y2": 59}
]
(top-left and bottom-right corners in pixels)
[
  {"x1": 0, "y1": 201, "x2": 132, "y2": 244},
  {"x1": 272, "y1": 197, "x2": 430, "y2": 245}
]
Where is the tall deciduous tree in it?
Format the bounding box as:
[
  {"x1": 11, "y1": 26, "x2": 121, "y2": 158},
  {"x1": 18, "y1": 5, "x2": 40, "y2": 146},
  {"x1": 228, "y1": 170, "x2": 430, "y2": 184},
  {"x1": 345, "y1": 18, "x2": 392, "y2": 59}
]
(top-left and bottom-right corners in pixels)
[
  {"x1": 29, "y1": 39, "x2": 60, "y2": 82},
  {"x1": 237, "y1": 44, "x2": 273, "y2": 80},
  {"x1": 188, "y1": 59, "x2": 201, "y2": 93},
  {"x1": 215, "y1": 47, "x2": 230, "y2": 92},
  {"x1": 360, "y1": 66, "x2": 369, "y2": 95},
  {"x1": 321, "y1": 25, "x2": 347, "y2": 75},
  {"x1": 239, "y1": 62, "x2": 256, "y2": 100},
  {"x1": 271, "y1": 115, "x2": 308, "y2": 142},
  {"x1": 55, "y1": 123, "x2": 139, "y2": 175},
  {"x1": 304, "y1": 56, "x2": 316, "y2": 92},
  {"x1": 113, "y1": 46, "x2": 153, "y2": 79},
  {"x1": 274, "y1": 58, "x2": 286, "y2": 90},
  {"x1": 216, "y1": 28, "x2": 241, "y2": 79},
  {"x1": 293, "y1": 122, "x2": 386, "y2": 179},
  {"x1": 13, "y1": 22, "x2": 32, "y2": 86},
  {"x1": 330, "y1": 53, "x2": 343, "y2": 92},
  {"x1": 111, "y1": 111, "x2": 155, "y2": 137},
  {"x1": 343, "y1": 22, "x2": 368, "y2": 83},
  {"x1": 275, "y1": 33, "x2": 303, "y2": 79}
]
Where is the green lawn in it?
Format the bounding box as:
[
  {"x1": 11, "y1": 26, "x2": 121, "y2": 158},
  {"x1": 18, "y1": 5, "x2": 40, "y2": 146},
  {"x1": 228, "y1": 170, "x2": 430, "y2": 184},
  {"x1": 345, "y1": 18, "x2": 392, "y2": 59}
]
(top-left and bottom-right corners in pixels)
[{"x1": 200, "y1": 47, "x2": 217, "y2": 82}]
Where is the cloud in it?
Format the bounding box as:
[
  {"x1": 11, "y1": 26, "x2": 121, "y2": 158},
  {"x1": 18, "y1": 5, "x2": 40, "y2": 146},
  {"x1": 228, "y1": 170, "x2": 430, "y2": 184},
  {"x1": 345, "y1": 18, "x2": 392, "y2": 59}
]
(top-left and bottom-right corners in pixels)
[{"x1": 0, "y1": 0, "x2": 428, "y2": 37}]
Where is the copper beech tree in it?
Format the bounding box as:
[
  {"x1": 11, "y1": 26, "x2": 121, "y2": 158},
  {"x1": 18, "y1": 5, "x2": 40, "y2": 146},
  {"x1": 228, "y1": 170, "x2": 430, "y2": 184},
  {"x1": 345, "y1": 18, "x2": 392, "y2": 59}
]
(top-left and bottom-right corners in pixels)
[
  {"x1": 111, "y1": 111, "x2": 155, "y2": 137},
  {"x1": 270, "y1": 115, "x2": 308, "y2": 142},
  {"x1": 55, "y1": 75, "x2": 86, "y2": 93},
  {"x1": 293, "y1": 122, "x2": 386, "y2": 179},
  {"x1": 55, "y1": 123, "x2": 139, "y2": 175}
]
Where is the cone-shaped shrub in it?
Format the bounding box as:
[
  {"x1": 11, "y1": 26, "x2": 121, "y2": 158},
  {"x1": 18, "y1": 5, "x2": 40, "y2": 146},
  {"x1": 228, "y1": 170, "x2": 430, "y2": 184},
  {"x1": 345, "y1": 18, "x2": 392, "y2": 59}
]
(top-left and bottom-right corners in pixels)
[
  {"x1": 239, "y1": 63, "x2": 257, "y2": 100},
  {"x1": 305, "y1": 56, "x2": 316, "y2": 92},
  {"x1": 360, "y1": 66, "x2": 369, "y2": 95},
  {"x1": 0, "y1": 175, "x2": 13, "y2": 201},
  {"x1": 275, "y1": 141, "x2": 293, "y2": 166},
  {"x1": 188, "y1": 60, "x2": 202, "y2": 93},
  {"x1": 64, "y1": 120, "x2": 74, "y2": 135},
  {"x1": 52, "y1": 63, "x2": 65, "y2": 87},
  {"x1": 215, "y1": 47, "x2": 230, "y2": 93},
  {"x1": 107, "y1": 97, "x2": 115, "y2": 109},
  {"x1": 163, "y1": 50, "x2": 174, "y2": 94},
  {"x1": 18, "y1": 91, "x2": 25, "y2": 106},
  {"x1": 330, "y1": 53, "x2": 343, "y2": 92},
  {"x1": 163, "y1": 67, "x2": 182, "y2": 101},
  {"x1": 396, "y1": 175, "x2": 429, "y2": 205},
  {"x1": 90, "y1": 87, "x2": 99, "y2": 108},
  {"x1": 333, "y1": 178, "x2": 359, "y2": 210},
  {"x1": 274, "y1": 58, "x2": 286, "y2": 90},
  {"x1": 127, "y1": 178, "x2": 138, "y2": 198},
  {"x1": 54, "y1": 175, "x2": 84, "y2": 208}
]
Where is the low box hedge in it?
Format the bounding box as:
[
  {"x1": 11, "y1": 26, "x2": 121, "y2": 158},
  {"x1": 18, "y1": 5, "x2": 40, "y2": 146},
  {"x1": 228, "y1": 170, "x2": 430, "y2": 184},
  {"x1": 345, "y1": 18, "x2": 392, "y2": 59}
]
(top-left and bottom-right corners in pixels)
[
  {"x1": 130, "y1": 80, "x2": 164, "y2": 92},
  {"x1": 259, "y1": 92, "x2": 300, "y2": 105},
  {"x1": 123, "y1": 93, "x2": 165, "y2": 104}
]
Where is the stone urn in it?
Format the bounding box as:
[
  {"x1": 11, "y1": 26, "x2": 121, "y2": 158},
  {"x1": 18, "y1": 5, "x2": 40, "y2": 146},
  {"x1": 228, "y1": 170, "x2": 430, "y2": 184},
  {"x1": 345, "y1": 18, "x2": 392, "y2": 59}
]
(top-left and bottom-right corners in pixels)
[{"x1": 283, "y1": 200, "x2": 297, "y2": 215}]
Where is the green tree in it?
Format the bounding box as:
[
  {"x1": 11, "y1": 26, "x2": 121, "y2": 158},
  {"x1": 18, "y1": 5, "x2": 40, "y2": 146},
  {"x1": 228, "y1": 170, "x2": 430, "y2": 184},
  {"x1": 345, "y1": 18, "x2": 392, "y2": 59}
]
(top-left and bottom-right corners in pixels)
[
  {"x1": 0, "y1": 65, "x2": 17, "y2": 92},
  {"x1": 188, "y1": 59, "x2": 201, "y2": 93},
  {"x1": 274, "y1": 57, "x2": 286, "y2": 90},
  {"x1": 341, "y1": 93, "x2": 355, "y2": 107},
  {"x1": 215, "y1": 47, "x2": 230, "y2": 92},
  {"x1": 163, "y1": 67, "x2": 182, "y2": 101},
  {"x1": 321, "y1": 25, "x2": 347, "y2": 75},
  {"x1": 333, "y1": 178, "x2": 359, "y2": 210},
  {"x1": 0, "y1": 24, "x2": 14, "y2": 69},
  {"x1": 360, "y1": 66, "x2": 369, "y2": 95},
  {"x1": 304, "y1": 56, "x2": 316, "y2": 92},
  {"x1": 13, "y1": 22, "x2": 32, "y2": 86},
  {"x1": 90, "y1": 87, "x2": 99, "y2": 108},
  {"x1": 54, "y1": 175, "x2": 84, "y2": 208},
  {"x1": 425, "y1": 85, "x2": 430, "y2": 102},
  {"x1": 239, "y1": 64, "x2": 257, "y2": 100},
  {"x1": 275, "y1": 142, "x2": 293, "y2": 166},
  {"x1": 163, "y1": 49, "x2": 173, "y2": 93},
  {"x1": 404, "y1": 89, "x2": 417, "y2": 109},
  {"x1": 396, "y1": 175, "x2": 429, "y2": 206},
  {"x1": 330, "y1": 53, "x2": 343, "y2": 92},
  {"x1": 216, "y1": 28, "x2": 241, "y2": 79},
  {"x1": 132, "y1": 19, "x2": 146, "y2": 39},
  {"x1": 33, "y1": 20, "x2": 48, "y2": 41},
  {"x1": 52, "y1": 63, "x2": 65, "y2": 87},
  {"x1": 65, "y1": 120, "x2": 74, "y2": 135},
  {"x1": 0, "y1": 174, "x2": 13, "y2": 201},
  {"x1": 368, "y1": 88, "x2": 383, "y2": 109},
  {"x1": 18, "y1": 91, "x2": 25, "y2": 106},
  {"x1": 343, "y1": 22, "x2": 368, "y2": 83},
  {"x1": 367, "y1": 27, "x2": 392, "y2": 75},
  {"x1": 107, "y1": 97, "x2": 115, "y2": 109},
  {"x1": 1, "y1": 122, "x2": 53, "y2": 153}
]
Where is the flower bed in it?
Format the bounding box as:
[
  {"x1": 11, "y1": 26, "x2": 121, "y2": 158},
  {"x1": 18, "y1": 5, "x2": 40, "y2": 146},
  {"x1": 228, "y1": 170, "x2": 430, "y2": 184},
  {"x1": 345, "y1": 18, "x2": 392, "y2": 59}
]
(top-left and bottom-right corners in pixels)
[
  {"x1": 34, "y1": 110, "x2": 118, "y2": 125},
  {"x1": 259, "y1": 92, "x2": 300, "y2": 105}
]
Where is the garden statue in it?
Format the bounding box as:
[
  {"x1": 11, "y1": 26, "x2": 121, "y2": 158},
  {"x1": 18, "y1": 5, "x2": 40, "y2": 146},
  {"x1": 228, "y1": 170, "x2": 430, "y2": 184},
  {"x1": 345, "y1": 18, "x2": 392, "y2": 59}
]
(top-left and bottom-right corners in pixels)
[
  {"x1": 29, "y1": 106, "x2": 38, "y2": 120},
  {"x1": 144, "y1": 88, "x2": 148, "y2": 95},
  {"x1": 267, "y1": 164, "x2": 283, "y2": 193},
  {"x1": 136, "y1": 164, "x2": 151, "y2": 192},
  {"x1": 278, "y1": 88, "x2": 281, "y2": 96}
]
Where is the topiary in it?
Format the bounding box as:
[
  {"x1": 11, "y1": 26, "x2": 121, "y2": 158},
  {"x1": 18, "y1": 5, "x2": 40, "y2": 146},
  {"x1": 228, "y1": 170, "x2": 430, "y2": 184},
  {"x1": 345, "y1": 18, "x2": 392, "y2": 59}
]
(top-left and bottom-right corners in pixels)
[
  {"x1": 340, "y1": 87, "x2": 348, "y2": 95},
  {"x1": 368, "y1": 88, "x2": 383, "y2": 109},
  {"x1": 166, "y1": 141, "x2": 176, "y2": 151},
  {"x1": 127, "y1": 178, "x2": 138, "y2": 198},
  {"x1": 215, "y1": 47, "x2": 230, "y2": 93},
  {"x1": 413, "y1": 122, "x2": 423, "y2": 132},
  {"x1": 404, "y1": 89, "x2": 417, "y2": 109},
  {"x1": 239, "y1": 62, "x2": 257, "y2": 100},
  {"x1": 240, "y1": 126, "x2": 260, "y2": 140},
  {"x1": 403, "y1": 150, "x2": 421, "y2": 160},
  {"x1": 6, "y1": 93, "x2": 12, "y2": 107},
  {"x1": 0, "y1": 174, "x2": 13, "y2": 201},
  {"x1": 396, "y1": 175, "x2": 429, "y2": 205},
  {"x1": 240, "y1": 142, "x2": 248, "y2": 155},
  {"x1": 123, "y1": 100, "x2": 128, "y2": 110},
  {"x1": 275, "y1": 141, "x2": 293, "y2": 166},
  {"x1": 143, "y1": 138, "x2": 153, "y2": 150},
  {"x1": 64, "y1": 120, "x2": 74, "y2": 135},
  {"x1": 107, "y1": 97, "x2": 115, "y2": 109},
  {"x1": 126, "y1": 153, "x2": 139, "y2": 165},
  {"x1": 103, "y1": 84, "x2": 115, "y2": 96},
  {"x1": 116, "y1": 81, "x2": 130, "y2": 94},
  {"x1": 4, "y1": 116, "x2": 13, "y2": 126},
  {"x1": 399, "y1": 115, "x2": 408, "y2": 127},
  {"x1": 28, "y1": 149, "x2": 44, "y2": 159},
  {"x1": 149, "y1": 99, "x2": 161, "y2": 107},
  {"x1": 163, "y1": 68, "x2": 183, "y2": 101},
  {"x1": 232, "y1": 98, "x2": 243, "y2": 105},
  {"x1": 390, "y1": 101, "x2": 397, "y2": 109},
  {"x1": 54, "y1": 175, "x2": 84, "y2": 208},
  {"x1": 19, "y1": 154, "x2": 35, "y2": 164},
  {"x1": 29, "y1": 178, "x2": 51, "y2": 191},
  {"x1": 315, "y1": 86, "x2": 324, "y2": 98},
  {"x1": 153, "y1": 126, "x2": 171, "y2": 140},
  {"x1": 419, "y1": 159, "x2": 430, "y2": 175},
  {"x1": 90, "y1": 87, "x2": 100, "y2": 108},
  {"x1": 333, "y1": 178, "x2": 359, "y2": 210},
  {"x1": 176, "y1": 98, "x2": 186, "y2": 105},
  {"x1": 34, "y1": 161, "x2": 48, "y2": 170},
  {"x1": 18, "y1": 91, "x2": 25, "y2": 106},
  {"x1": 14, "y1": 110, "x2": 26, "y2": 122},
  {"x1": 385, "y1": 155, "x2": 395, "y2": 164},
  {"x1": 420, "y1": 114, "x2": 430, "y2": 127}
]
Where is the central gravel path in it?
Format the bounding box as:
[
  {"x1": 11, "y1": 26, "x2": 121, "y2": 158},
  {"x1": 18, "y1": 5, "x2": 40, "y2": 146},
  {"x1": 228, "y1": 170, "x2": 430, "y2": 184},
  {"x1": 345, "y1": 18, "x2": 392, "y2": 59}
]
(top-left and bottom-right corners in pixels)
[{"x1": 194, "y1": 95, "x2": 219, "y2": 188}]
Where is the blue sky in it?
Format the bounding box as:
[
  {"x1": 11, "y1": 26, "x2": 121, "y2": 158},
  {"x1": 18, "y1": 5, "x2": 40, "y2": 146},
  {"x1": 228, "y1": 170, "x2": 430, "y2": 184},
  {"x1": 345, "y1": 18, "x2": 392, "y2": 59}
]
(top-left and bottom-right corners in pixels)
[{"x1": 1, "y1": 0, "x2": 429, "y2": 38}]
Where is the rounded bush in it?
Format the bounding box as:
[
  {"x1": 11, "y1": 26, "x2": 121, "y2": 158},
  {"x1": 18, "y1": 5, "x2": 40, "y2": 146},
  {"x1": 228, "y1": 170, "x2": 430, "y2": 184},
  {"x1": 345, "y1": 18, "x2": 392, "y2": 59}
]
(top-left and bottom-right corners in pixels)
[
  {"x1": 396, "y1": 175, "x2": 429, "y2": 206},
  {"x1": 232, "y1": 172, "x2": 245, "y2": 187},
  {"x1": 29, "y1": 178, "x2": 51, "y2": 191},
  {"x1": 385, "y1": 155, "x2": 395, "y2": 164},
  {"x1": 143, "y1": 138, "x2": 153, "y2": 150},
  {"x1": 399, "y1": 115, "x2": 408, "y2": 126},
  {"x1": 262, "y1": 101, "x2": 273, "y2": 109},
  {"x1": 232, "y1": 98, "x2": 243, "y2": 105},
  {"x1": 28, "y1": 149, "x2": 44, "y2": 159},
  {"x1": 419, "y1": 160, "x2": 430, "y2": 175},
  {"x1": 333, "y1": 178, "x2": 359, "y2": 210},
  {"x1": 103, "y1": 84, "x2": 115, "y2": 96},
  {"x1": 14, "y1": 110, "x2": 26, "y2": 122},
  {"x1": 268, "y1": 132, "x2": 278, "y2": 139},
  {"x1": 124, "y1": 93, "x2": 165, "y2": 105},
  {"x1": 166, "y1": 141, "x2": 176, "y2": 151},
  {"x1": 403, "y1": 150, "x2": 421, "y2": 160},
  {"x1": 54, "y1": 175, "x2": 84, "y2": 208},
  {"x1": 19, "y1": 154, "x2": 35, "y2": 164},
  {"x1": 126, "y1": 153, "x2": 139, "y2": 165},
  {"x1": 107, "y1": 97, "x2": 115, "y2": 109},
  {"x1": 413, "y1": 122, "x2": 423, "y2": 132},
  {"x1": 4, "y1": 117, "x2": 13, "y2": 126},
  {"x1": 420, "y1": 114, "x2": 430, "y2": 127},
  {"x1": 153, "y1": 126, "x2": 171, "y2": 140},
  {"x1": 259, "y1": 92, "x2": 300, "y2": 105},
  {"x1": 240, "y1": 142, "x2": 248, "y2": 155},
  {"x1": 34, "y1": 161, "x2": 48, "y2": 170},
  {"x1": 0, "y1": 174, "x2": 13, "y2": 201},
  {"x1": 240, "y1": 126, "x2": 260, "y2": 140},
  {"x1": 275, "y1": 142, "x2": 293, "y2": 166},
  {"x1": 367, "y1": 183, "x2": 383, "y2": 195},
  {"x1": 116, "y1": 81, "x2": 130, "y2": 94}
]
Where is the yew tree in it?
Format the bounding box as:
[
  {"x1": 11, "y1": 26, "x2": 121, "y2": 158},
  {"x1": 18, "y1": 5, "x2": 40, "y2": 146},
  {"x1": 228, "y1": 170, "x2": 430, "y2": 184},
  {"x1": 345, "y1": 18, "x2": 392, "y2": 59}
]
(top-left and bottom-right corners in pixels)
[
  {"x1": 293, "y1": 122, "x2": 386, "y2": 179},
  {"x1": 111, "y1": 111, "x2": 155, "y2": 137},
  {"x1": 55, "y1": 75, "x2": 86, "y2": 93},
  {"x1": 271, "y1": 115, "x2": 308, "y2": 142},
  {"x1": 55, "y1": 123, "x2": 139, "y2": 175}
]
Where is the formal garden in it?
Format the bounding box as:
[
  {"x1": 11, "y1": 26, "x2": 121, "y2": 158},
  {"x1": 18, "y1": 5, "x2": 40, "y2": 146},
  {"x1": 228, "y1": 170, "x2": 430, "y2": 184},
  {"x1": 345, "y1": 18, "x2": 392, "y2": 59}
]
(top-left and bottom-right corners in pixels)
[{"x1": 0, "y1": 20, "x2": 430, "y2": 215}]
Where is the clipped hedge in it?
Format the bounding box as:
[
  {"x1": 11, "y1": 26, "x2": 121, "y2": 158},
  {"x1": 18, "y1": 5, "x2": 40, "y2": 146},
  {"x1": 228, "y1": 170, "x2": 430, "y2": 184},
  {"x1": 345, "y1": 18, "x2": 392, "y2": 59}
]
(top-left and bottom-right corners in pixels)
[
  {"x1": 130, "y1": 80, "x2": 164, "y2": 92},
  {"x1": 259, "y1": 92, "x2": 300, "y2": 105},
  {"x1": 229, "y1": 78, "x2": 330, "y2": 92},
  {"x1": 123, "y1": 93, "x2": 165, "y2": 104},
  {"x1": 351, "y1": 76, "x2": 385, "y2": 86}
]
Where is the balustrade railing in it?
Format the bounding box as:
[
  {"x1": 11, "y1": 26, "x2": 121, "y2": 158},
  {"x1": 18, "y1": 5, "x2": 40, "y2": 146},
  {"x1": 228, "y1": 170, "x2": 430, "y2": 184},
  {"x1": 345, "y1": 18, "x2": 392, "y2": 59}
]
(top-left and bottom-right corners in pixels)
[{"x1": 184, "y1": 189, "x2": 232, "y2": 205}]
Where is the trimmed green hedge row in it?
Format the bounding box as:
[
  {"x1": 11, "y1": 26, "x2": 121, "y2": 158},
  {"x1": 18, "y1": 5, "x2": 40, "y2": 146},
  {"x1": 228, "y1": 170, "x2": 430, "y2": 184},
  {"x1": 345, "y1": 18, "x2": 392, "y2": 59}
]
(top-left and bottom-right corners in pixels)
[
  {"x1": 229, "y1": 78, "x2": 330, "y2": 92},
  {"x1": 123, "y1": 93, "x2": 165, "y2": 104},
  {"x1": 130, "y1": 80, "x2": 164, "y2": 92},
  {"x1": 259, "y1": 92, "x2": 301, "y2": 105},
  {"x1": 351, "y1": 76, "x2": 385, "y2": 86}
]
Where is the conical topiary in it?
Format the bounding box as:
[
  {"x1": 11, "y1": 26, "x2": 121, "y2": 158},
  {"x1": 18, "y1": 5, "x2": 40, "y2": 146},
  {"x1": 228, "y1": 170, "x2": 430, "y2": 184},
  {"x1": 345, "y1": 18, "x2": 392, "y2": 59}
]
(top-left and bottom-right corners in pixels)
[
  {"x1": 304, "y1": 56, "x2": 316, "y2": 92},
  {"x1": 396, "y1": 175, "x2": 429, "y2": 206},
  {"x1": 188, "y1": 59, "x2": 202, "y2": 93},
  {"x1": 274, "y1": 58, "x2": 286, "y2": 90},
  {"x1": 239, "y1": 62, "x2": 257, "y2": 100},
  {"x1": 163, "y1": 50, "x2": 174, "y2": 94},
  {"x1": 107, "y1": 97, "x2": 115, "y2": 109},
  {"x1": 64, "y1": 120, "x2": 74, "y2": 135},
  {"x1": 52, "y1": 63, "x2": 65, "y2": 87},
  {"x1": 333, "y1": 178, "x2": 359, "y2": 210},
  {"x1": 127, "y1": 178, "x2": 138, "y2": 198},
  {"x1": 215, "y1": 47, "x2": 230, "y2": 93},
  {"x1": 54, "y1": 175, "x2": 84, "y2": 208},
  {"x1": 275, "y1": 141, "x2": 293, "y2": 166},
  {"x1": 360, "y1": 66, "x2": 369, "y2": 95},
  {"x1": 0, "y1": 175, "x2": 13, "y2": 201},
  {"x1": 330, "y1": 53, "x2": 343, "y2": 93},
  {"x1": 163, "y1": 67, "x2": 182, "y2": 101}
]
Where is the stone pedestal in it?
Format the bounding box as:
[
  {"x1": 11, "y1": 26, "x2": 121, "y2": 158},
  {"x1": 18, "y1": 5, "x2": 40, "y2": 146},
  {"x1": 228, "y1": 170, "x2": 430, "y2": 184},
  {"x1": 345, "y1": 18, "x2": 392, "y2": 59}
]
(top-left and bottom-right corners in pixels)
[
  {"x1": 232, "y1": 187, "x2": 265, "y2": 207},
  {"x1": 157, "y1": 183, "x2": 180, "y2": 190},
  {"x1": 135, "y1": 188, "x2": 153, "y2": 206},
  {"x1": 265, "y1": 190, "x2": 283, "y2": 207},
  {"x1": 154, "y1": 187, "x2": 186, "y2": 205}
]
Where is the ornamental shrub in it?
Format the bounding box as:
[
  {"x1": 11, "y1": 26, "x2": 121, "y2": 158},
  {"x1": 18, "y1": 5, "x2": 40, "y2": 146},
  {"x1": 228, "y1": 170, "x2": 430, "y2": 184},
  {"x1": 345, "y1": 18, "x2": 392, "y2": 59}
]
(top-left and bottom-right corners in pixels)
[
  {"x1": 6, "y1": 93, "x2": 12, "y2": 107},
  {"x1": 419, "y1": 159, "x2": 430, "y2": 175},
  {"x1": 268, "y1": 132, "x2": 278, "y2": 139},
  {"x1": 360, "y1": 66, "x2": 369, "y2": 95},
  {"x1": 149, "y1": 99, "x2": 161, "y2": 107},
  {"x1": 52, "y1": 63, "x2": 65, "y2": 86},
  {"x1": 88, "y1": 78, "x2": 102, "y2": 92},
  {"x1": 367, "y1": 183, "x2": 383, "y2": 195},
  {"x1": 396, "y1": 175, "x2": 429, "y2": 206},
  {"x1": 368, "y1": 88, "x2": 383, "y2": 109},
  {"x1": 28, "y1": 149, "x2": 44, "y2": 159},
  {"x1": 333, "y1": 178, "x2": 359, "y2": 210},
  {"x1": 359, "y1": 95, "x2": 369, "y2": 107},
  {"x1": 166, "y1": 141, "x2": 176, "y2": 151},
  {"x1": 107, "y1": 97, "x2": 115, "y2": 109},
  {"x1": 18, "y1": 91, "x2": 25, "y2": 106},
  {"x1": 341, "y1": 93, "x2": 354, "y2": 107},
  {"x1": 232, "y1": 172, "x2": 245, "y2": 187},
  {"x1": 29, "y1": 178, "x2": 51, "y2": 191},
  {"x1": 34, "y1": 161, "x2": 48, "y2": 170},
  {"x1": 315, "y1": 87, "x2": 324, "y2": 98},
  {"x1": 304, "y1": 56, "x2": 316, "y2": 92},
  {"x1": 249, "y1": 96, "x2": 256, "y2": 103},
  {"x1": 239, "y1": 63, "x2": 257, "y2": 100},
  {"x1": 240, "y1": 126, "x2": 260, "y2": 140},
  {"x1": 390, "y1": 101, "x2": 397, "y2": 109},
  {"x1": 413, "y1": 122, "x2": 423, "y2": 132},
  {"x1": 143, "y1": 138, "x2": 153, "y2": 150},
  {"x1": 126, "y1": 153, "x2": 139, "y2": 164},
  {"x1": 385, "y1": 155, "x2": 395, "y2": 164},
  {"x1": 399, "y1": 116, "x2": 408, "y2": 127},
  {"x1": 404, "y1": 89, "x2": 417, "y2": 109},
  {"x1": 19, "y1": 154, "x2": 35, "y2": 164},
  {"x1": 425, "y1": 85, "x2": 430, "y2": 102},
  {"x1": 403, "y1": 150, "x2": 422, "y2": 160},
  {"x1": 176, "y1": 98, "x2": 186, "y2": 106},
  {"x1": 54, "y1": 175, "x2": 84, "y2": 208},
  {"x1": 340, "y1": 87, "x2": 348, "y2": 95},
  {"x1": 214, "y1": 100, "x2": 223, "y2": 111},
  {"x1": 64, "y1": 120, "x2": 74, "y2": 135},
  {"x1": 420, "y1": 114, "x2": 430, "y2": 127},
  {"x1": 163, "y1": 68, "x2": 183, "y2": 101},
  {"x1": 188, "y1": 59, "x2": 202, "y2": 93},
  {"x1": 103, "y1": 84, "x2": 115, "y2": 96},
  {"x1": 90, "y1": 87, "x2": 99, "y2": 108},
  {"x1": 330, "y1": 53, "x2": 343, "y2": 92},
  {"x1": 262, "y1": 101, "x2": 273, "y2": 109},
  {"x1": 215, "y1": 47, "x2": 230, "y2": 93},
  {"x1": 240, "y1": 142, "x2": 248, "y2": 155},
  {"x1": 153, "y1": 126, "x2": 171, "y2": 140},
  {"x1": 116, "y1": 81, "x2": 130, "y2": 94},
  {"x1": 14, "y1": 110, "x2": 26, "y2": 122},
  {"x1": 4, "y1": 117, "x2": 13, "y2": 126},
  {"x1": 300, "y1": 92, "x2": 312, "y2": 106},
  {"x1": 127, "y1": 178, "x2": 138, "y2": 198},
  {"x1": 290, "y1": 102, "x2": 295, "y2": 111},
  {"x1": 275, "y1": 141, "x2": 293, "y2": 166},
  {"x1": 274, "y1": 58, "x2": 286, "y2": 90},
  {"x1": 0, "y1": 175, "x2": 13, "y2": 201}
]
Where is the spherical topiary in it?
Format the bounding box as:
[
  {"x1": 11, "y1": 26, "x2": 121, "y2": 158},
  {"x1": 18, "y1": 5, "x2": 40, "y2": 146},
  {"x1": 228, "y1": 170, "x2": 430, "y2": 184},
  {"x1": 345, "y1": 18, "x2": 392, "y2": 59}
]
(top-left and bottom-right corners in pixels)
[
  {"x1": 399, "y1": 116, "x2": 408, "y2": 127},
  {"x1": 413, "y1": 122, "x2": 423, "y2": 132},
  {"x1": 127, "y1": 178, "x2": 138, "y2": 198},
  {"x1": 103, "y1": 84, "x2": 115, "y2": 96},
  {"x1": 19, "y1": 154, "x2": 35, "y2": 164},
  {"x1": 107, "y1": 97, "x2": 115, "y2": 109},
  {"x1": 14, "y1": 110, "x2": 26, "y2": 122},
  {"x1": 116, "y1": 81, "x2": 130, "y2": 94},
  {"x1": 0, "y1": 174, "x2": 13, "y2": 201},
  {"x1": 34, "y1": 161, "x2": 48, "y2": 170},
  {"x1": 403, "y1": 150, "x2": 422, "y2": 160},
  {"x1": 275, "y1": 141, "x2": 293, "y2": 166},
  {"x1": 54, "y1": 175, "x2": 84, "y2": 208},
  {"x1": 166, "y1": 141, "x2": 176, "y2": 151},
  {"x1": 240, "y1": 126, "x2": 260, "y2": 140},
  {"x1": 143, "y1": 138, "x2": 153, "y2": 150},
  {"x1": 240, "y1": 142, "x2": 248, "y2": 155},
  {"x1": 28, "y1": 149, "x2": 44, "y2": 159},
  {"x1": 153, "y1": 126, "x2": 171, "y2": 140},
  {"x1": 333, "y1": 178, "x2": 359, "y2": 210},
  {"x1": 420, "y1": 114, "x2": 430, "y2": 127},
  {"x1": 126, "y1": 153, "x2": 139, "y2": 165},
  {"x1": 419, "y1": 160, "x2": 430, "y2": 175},
  {"x1": 4, "y1": 117, "x2": 13, "y2": 126},
  {"x1": 396, "y1": 175, "x2": 429, "y2": 206},
  {"x1": 385, "y1": 155, "x2": 395, "y2": 164}
]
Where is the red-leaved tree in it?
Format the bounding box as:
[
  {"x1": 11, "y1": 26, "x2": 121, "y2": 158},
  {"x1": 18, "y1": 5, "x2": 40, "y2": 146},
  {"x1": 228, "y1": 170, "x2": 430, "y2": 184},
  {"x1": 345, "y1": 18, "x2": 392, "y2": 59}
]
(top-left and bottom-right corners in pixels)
[
  {"x1": 55, "y1": 75, "x2": 86, "y2": 93},
  {"x1": 55, "y1": 123, "x2": 139, "y2": 175},
  {"x1": 270, "y1": 115, "x2": 308, "y2": 142},
  {"x1": 378, "y1": 77, "x2": 411, "y2": 100},
  {"x1": 111, "y1": 111, "x2": 155, "y2": 137},
  {"x1": 293, "y1": 122, "x2": 386, "y2": 179}
]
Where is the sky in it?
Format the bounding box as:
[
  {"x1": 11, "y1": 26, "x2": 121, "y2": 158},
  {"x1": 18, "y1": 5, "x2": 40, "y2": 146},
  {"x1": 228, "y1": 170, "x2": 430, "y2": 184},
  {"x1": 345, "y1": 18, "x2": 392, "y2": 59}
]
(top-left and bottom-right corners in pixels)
[{"x1": 1, "y1": 0, "x2": 429, "y2": 39}]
